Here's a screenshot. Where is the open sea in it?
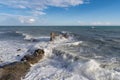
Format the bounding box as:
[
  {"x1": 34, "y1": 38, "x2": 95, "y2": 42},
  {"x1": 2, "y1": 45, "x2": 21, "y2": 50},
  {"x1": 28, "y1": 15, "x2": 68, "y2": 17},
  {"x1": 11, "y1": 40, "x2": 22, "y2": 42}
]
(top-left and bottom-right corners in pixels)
[{"x1": 0, "y1": 26, "x2": 120, "y2": 80}]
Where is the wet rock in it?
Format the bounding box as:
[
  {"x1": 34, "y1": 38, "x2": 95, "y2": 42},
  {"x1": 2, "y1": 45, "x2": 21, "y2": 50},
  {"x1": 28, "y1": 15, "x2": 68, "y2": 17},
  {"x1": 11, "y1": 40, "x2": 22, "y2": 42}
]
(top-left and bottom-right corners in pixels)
[
  {"x1": 50, "y1": 32, "x2": 58, "y2": 41},
  {"x1": 74, "y1": 56, "x2": 79, "y2": 61},
  {"x1": 0, "y1": 62, "x2": 30, "y2": 80},
  {"x1": 17, "y1": 55, "x2": 20, "y2": 57},
  {"x1": 0, "y1": 74, "x2": 15, "y2": 80},
  {"x1": 62, "y1": 33, "x2": 69, "y2": 38},
  {"x1": 17, "y1": 49, "x2": 21, "y2": 51},
  {"x1": 21, "y1": 49, "x2": 44, "y2": 64},
  {"x1": 50, "y1": 32, "x2": 69, "y2": 41},
  {"x1": 0, "y1": 59, "x2": 3, "y2": 63},
  {"x1": 28, "y1": 38, "x2": 38, "y2": 42}
]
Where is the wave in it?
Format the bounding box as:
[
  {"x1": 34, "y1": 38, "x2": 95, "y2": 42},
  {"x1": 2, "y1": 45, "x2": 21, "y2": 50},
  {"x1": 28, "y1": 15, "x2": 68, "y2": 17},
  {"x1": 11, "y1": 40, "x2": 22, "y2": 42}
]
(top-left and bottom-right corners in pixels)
[
  {"x1": 15, "y1": 30, "x2": 76, "y2": 43},
  {"x1": 79, "y1": 59, "x2": 120, "y2": 80},
  {"x1": 15, "y1": 31, "x2": 34, "y2": 40},
  {"x1": 23, "y1": 39, "x2": 120, "y2": 80},
  {"x1": 15, "y1": 31, "x2": 50, "y2": 42},
  {"x1": 0, "y1": 32, "x2": 6, "y2": 34}
]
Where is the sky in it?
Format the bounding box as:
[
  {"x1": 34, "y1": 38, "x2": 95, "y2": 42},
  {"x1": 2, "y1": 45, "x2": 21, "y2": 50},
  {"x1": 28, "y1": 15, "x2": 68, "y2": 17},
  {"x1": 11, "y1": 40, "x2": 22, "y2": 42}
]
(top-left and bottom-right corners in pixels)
[{"x1": 0, "y1": 0, "x2": 120, "y2": 26}]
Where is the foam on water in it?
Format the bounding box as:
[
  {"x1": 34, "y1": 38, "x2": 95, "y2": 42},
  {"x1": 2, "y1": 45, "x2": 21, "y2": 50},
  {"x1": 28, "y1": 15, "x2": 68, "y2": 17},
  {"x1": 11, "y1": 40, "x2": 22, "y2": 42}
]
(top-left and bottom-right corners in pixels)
[
  {"x1": 16, "y1": 31, "x2": 38, "y2": 40},
  {"x1": 0, "y1": 41, "x2": 30, "y2": 65},
  {"x1": 16, "y1": 31, "x2": 50, "y2": 42},
  {"x1": 0, "y1": 32, "x2": 5, "y2": 34},
  {"x1": 21, "y1": 33, "x2": 120, "y2": 80}
]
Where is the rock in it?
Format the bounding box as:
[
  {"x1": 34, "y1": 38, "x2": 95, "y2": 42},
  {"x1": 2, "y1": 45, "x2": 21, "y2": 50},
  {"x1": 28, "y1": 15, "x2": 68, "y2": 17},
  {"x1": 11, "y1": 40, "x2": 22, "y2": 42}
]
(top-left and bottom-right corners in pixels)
[
  {"x1": 17, "y1": 55, "x2": 20, "y2": 57},
  {"x1": 0, "y1": 62, "x2": 30, "y2": 80},
  {"x1": 61, "y1": 32, "x2": 69, "y2": 38},
  {"x1": 17, "y1": 49, "x2": 21, "y2": 51},
  {"x1": 29, "y1": 38, "x2": 38, "y2": 42},
  {"x1": 0, "y1": 74, "x2": 15, "y2": 80},
  {"x1": 21, "y1": 49, "x2": 44, "y2": 64},
  {"x1": 50, "y1": 32, "x2": 69, "y2": 41},
  {"x1": 50, "y1": 32, "x2": 58, "y2": 41},
  {"x1": 0, "y1": 59, "x2": 3, "y2": 63},
  {"x1": 74, "y1": 56, "x2": 79, "y2": 61}
]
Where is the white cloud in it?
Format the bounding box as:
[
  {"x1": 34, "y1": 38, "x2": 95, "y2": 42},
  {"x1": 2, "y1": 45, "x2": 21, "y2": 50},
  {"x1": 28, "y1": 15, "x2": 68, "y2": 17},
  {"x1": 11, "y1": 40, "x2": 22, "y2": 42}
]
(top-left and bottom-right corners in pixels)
[
  {"x1": 77, "y1": 20, "x2": 112, "y2": 25},
  {"x1": 47, "y1": 0, "x2": 84, "y2": 7},
  {"x1": 0, "y1": 0, "x2": 85, "y2": 16},
  {"x1": 91, "y1": 22, "x2": 112, "y2": 25},
  {"x1": 0, "y1": 13, "x2": 49, "y2": 25},
  {"x1": 0, "y1": 0, "x2": 85, "y2": 8},
  {"x1": 0, "y1": 0, "x2": 86, "y2": 25},
  {"x1": 32, "y1": 11, "x2": 46, "y2": 16},
  {"x1": 29, "y1": 18, "x2": 35, "y2": 22},
  {"x1": 17, "y1": 5, "x2": 26, "y2": 9},
  {"x1": 19, "y1": 17, "x2": 36, "y2": 24}
]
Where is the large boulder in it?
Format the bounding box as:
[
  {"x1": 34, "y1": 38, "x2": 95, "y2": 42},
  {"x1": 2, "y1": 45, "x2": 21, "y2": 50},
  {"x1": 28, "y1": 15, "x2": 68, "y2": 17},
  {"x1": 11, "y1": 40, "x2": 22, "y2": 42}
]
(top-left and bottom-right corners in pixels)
[
  {"x1": 21, "y1": 49, "x2": 44, "y2": 64},
  {"x1": 0, "y1": 62, "x2": 30, "y2": 80}
]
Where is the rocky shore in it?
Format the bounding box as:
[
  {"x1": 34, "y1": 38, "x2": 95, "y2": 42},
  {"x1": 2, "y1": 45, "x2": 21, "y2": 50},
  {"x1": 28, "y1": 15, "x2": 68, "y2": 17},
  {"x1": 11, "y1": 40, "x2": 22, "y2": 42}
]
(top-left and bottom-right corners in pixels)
[
  {"x1": 0, "y1": 32, "x2": 68, "y2": 80},
  {"x1": 0, "y1": 49, "x2": 44, "y2": 80}
]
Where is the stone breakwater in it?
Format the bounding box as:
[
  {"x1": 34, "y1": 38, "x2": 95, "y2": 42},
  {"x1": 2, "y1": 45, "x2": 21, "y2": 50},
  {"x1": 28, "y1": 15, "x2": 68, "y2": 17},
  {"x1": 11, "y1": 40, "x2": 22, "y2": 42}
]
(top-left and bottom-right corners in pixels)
[{"x1": 0, "y1": 49, "x2": 44, "y2": 80}]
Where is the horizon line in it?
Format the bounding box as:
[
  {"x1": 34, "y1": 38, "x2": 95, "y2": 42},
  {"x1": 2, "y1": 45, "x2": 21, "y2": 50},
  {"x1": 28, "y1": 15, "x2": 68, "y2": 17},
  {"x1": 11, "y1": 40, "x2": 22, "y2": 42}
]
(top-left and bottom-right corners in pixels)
[{"x1": 0, "y1": 25, "x2": 120, "y2": 27}]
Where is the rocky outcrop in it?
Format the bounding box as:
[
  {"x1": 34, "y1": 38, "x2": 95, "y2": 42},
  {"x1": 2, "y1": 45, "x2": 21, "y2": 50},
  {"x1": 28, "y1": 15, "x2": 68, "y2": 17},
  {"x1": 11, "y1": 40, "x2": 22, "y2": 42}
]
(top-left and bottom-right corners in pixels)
[
  {"x1": 50, "y1": 32, "x2": 69, "y2": 41},
  {"x1": 26, "y1": 38, "x2": 39, "y2": 42},
  {"x1": 21, "y1": 49, "x2": 44, "y2": 64},
  {"x1": 50, "y1": 32, "x2": 58, "y2": 41},
  {"x1": 0, "y1": 62, "x2": 30, "y2": 80},
  {"x1": 0, "y1": 49, "x2": 44, "y2": 80}
]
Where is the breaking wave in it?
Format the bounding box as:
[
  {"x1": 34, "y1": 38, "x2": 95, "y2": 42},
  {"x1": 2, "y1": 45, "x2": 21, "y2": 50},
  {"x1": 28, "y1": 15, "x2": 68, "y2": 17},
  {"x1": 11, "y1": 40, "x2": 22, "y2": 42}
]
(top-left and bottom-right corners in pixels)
[
  {"x1": 15, "y1": 31, "x2": 50, "y2": 41},
  {"x1": 22, "y1": 31, "x2": 120, "y2": 80}
]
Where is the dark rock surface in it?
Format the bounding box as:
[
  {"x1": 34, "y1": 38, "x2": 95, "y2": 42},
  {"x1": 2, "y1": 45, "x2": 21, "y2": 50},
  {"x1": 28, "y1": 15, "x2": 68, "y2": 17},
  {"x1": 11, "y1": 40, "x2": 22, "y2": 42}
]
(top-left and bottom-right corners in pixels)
[
  {"x1": 50, "y1": 32, "x2": 69, "y2": 41},
  {"x1": 0, "y1": 62, "x2": 30, "y2": 80},
  {"x1": 21, "y1": 49, "x2": 44, "y2": 64},
  {"x1": 17, "y1": 49, "x2": 21, "y2": 51},
  {"x1": 50, "y1": 32, "x2": 58, "y2": 41}
]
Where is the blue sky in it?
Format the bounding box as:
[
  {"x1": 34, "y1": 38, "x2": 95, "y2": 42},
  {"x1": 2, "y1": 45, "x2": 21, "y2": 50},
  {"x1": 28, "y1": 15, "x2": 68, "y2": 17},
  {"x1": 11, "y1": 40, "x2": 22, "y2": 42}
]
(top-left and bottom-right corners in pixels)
[{"x1": 0, "y1": 0, "x2": 120, "y2": 26}]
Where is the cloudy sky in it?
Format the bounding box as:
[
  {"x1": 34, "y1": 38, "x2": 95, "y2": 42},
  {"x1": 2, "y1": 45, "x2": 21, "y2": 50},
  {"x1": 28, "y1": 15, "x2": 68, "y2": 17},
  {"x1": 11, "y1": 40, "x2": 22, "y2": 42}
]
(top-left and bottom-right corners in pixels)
[{"x1": 0, "y1": 0, "x2": 120, "y2": 26}]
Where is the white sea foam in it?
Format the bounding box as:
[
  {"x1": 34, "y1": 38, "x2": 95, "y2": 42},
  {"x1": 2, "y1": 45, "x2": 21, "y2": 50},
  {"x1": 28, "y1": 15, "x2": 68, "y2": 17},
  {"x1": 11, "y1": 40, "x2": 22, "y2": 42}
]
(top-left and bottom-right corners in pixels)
[
  {"x1": 80, "y1": 60, "x2": 120, "y2": 80},
  {"x1": 22, "y1": 35, "x2": 120, "y2": 80},
  {"x1": 0, "y1": 41, "x2": 30, "y2": 65},
  {"x1": 0, "y1": 32, "x2": 5, "y2": 34},
  {"x1": 16, "y1": 31, "x2": 50, "y2": 41},
  {"x1": 19, "y1": 33, "x2": 120, "y2": 80},
  {"x1": 16, "y1": 31, "x2": 34, "y2": 40}
]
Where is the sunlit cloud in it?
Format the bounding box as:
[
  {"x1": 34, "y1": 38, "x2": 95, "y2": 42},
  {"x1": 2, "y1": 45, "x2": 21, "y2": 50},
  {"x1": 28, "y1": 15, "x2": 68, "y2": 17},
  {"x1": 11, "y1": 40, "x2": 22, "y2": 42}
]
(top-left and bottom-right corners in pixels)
[
  {"x1": 0, "y1": 13, "x2": 47, "y2": 25},
  {"x1": 0, "y1": 0, "x2": 85, "y2": 15},
  {"x1": 19, "y1": 17, "x2": 36, "y2": 24}
]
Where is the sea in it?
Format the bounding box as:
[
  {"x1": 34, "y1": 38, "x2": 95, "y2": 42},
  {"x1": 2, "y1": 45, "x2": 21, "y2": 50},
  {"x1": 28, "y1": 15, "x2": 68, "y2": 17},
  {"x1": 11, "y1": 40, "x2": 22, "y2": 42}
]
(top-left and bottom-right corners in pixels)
[{"x1": 0, "y1": 26, "x2": 120, "y2": 80}]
